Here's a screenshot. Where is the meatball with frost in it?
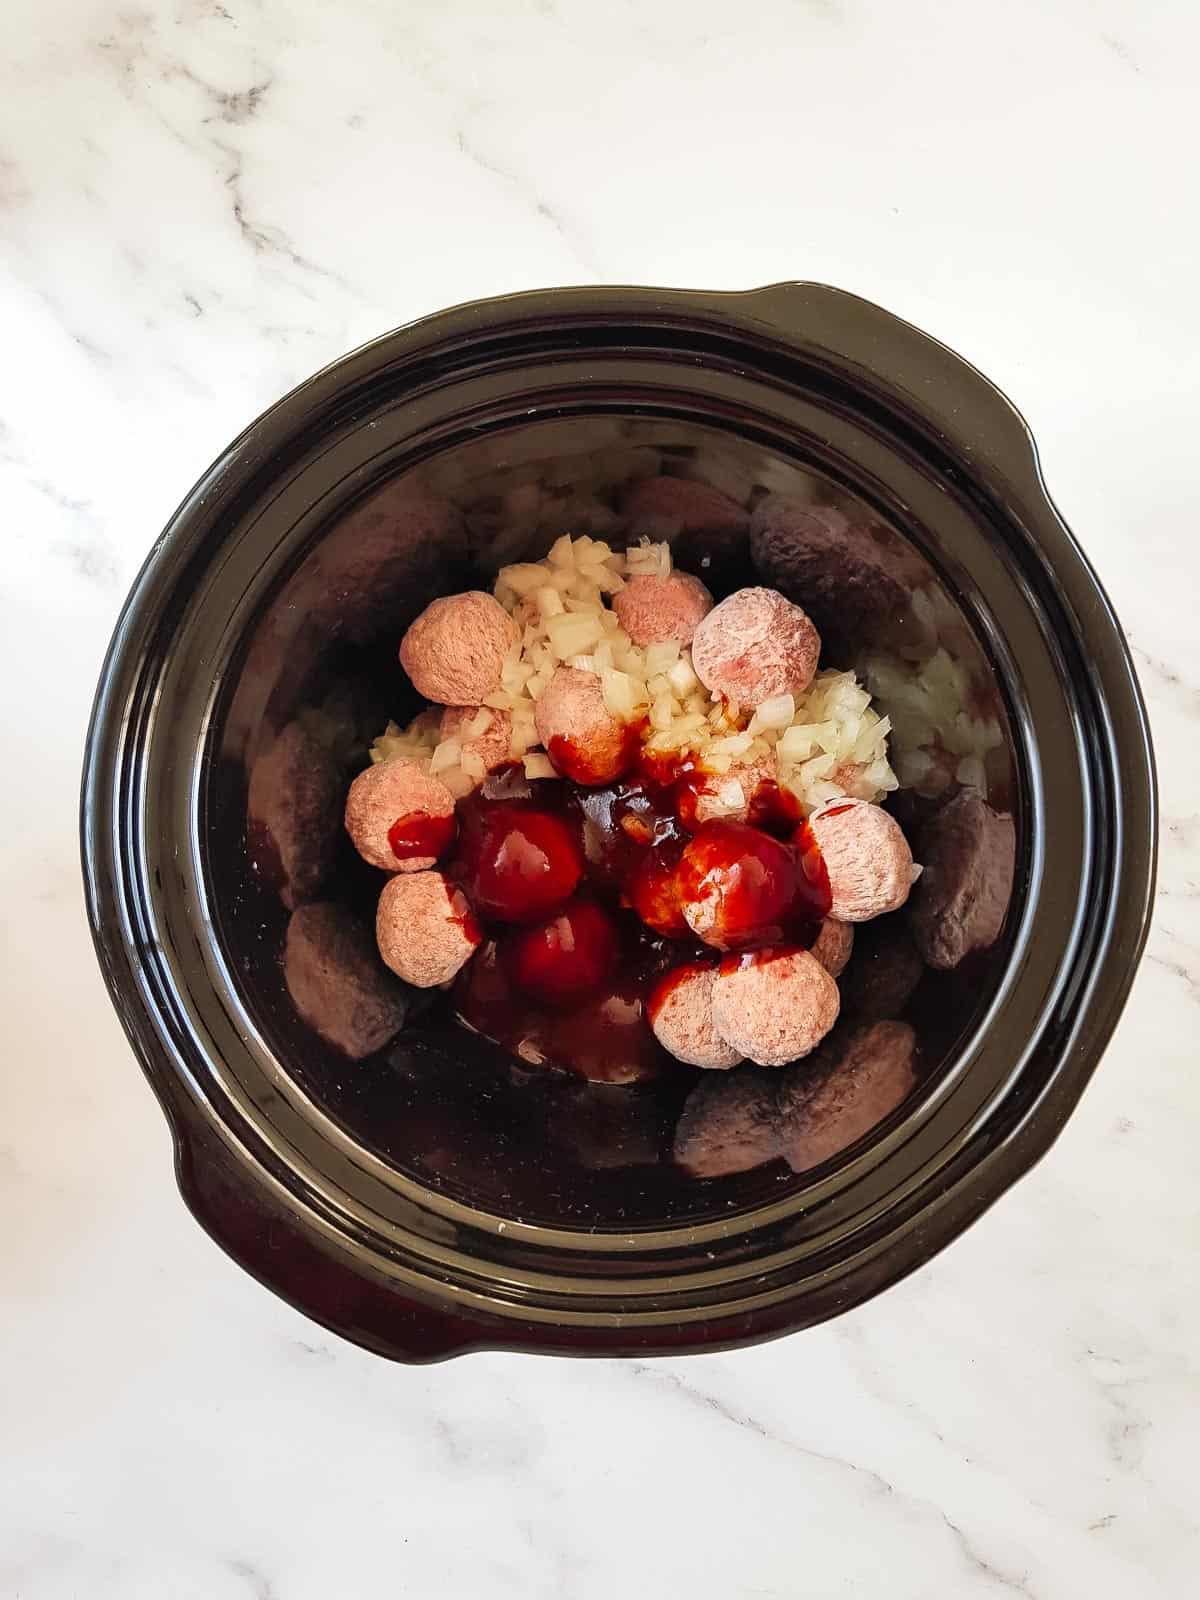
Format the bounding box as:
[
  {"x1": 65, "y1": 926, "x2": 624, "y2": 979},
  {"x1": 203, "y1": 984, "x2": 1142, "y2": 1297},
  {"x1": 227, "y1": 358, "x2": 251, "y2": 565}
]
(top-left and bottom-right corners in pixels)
[
  {"x1": 648, "y1": 963, "x2": 743, "y2": 1070},
  {"x1": 691, "y1": 587, "x2": 820, "y2": 707},
  {"x1": 535, "y1": 666, "x2": 633, "y2": 785},
  {"x1": 673, "y1": 1067, "x2": 783, "y2": 1178},
  {"x1": 910, "y1": 787, "x2": 1015, "y2": 969},
  {"x1": 612, "y1": 571, "x2": 713, "y2": 647},
  {"x1": 808, "y1": 797, "x2": 918, "y2": 922},
  {"x1": 750, "y1": 495, "x2": 916, "y2": 650},
  {"x1": 376, "y1": 871, "x2": 481, "y2": 988},
  {"x1": 399, "y1": 592, "x2": 518, "y2": 705},
  {"x1": 247, "y1": 720, "x2": 342, "y2": 909},
  {"x1": 285, "y1": 902, "x2": 407, "y2": 1059},
  {"x1": 711, "y1": 948, "x2": 840, "y2": 1067},
  {"x1": 778, "y1": 1021, "x2": 917, "y2": 1173},
  {"x1": 621, "y1": 475, "x2": 750, "y2": 541},
  {"x1": 345, "y1": 758, "x2": 456, "y2": 872},
  {"x1": 810, "y1": 918, "x2": 854, "y2": 978}
]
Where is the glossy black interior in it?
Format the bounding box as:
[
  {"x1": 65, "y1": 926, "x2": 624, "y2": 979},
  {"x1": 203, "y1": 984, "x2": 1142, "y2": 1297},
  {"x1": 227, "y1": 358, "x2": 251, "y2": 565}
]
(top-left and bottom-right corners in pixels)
[
  {"x1": 212, "y1": 419, "x2": 1017, "y2": 1226},
  {"x1": 82, "y1": 285, "x2": 1155, "y2": 1359}
]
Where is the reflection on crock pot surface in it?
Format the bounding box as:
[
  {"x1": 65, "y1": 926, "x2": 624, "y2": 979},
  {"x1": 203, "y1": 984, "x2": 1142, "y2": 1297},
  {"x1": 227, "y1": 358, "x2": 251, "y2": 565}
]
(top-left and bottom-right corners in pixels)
[{"x1": 224, "y1": 430, "x2": 1017, "y2": 1197}]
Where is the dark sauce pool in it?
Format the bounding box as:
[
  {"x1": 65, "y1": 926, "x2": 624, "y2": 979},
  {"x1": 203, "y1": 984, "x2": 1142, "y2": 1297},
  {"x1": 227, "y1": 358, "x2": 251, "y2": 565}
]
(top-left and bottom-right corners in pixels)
[{"x1": 442, "y1": 757, "x2": 832, "y2": 1083}]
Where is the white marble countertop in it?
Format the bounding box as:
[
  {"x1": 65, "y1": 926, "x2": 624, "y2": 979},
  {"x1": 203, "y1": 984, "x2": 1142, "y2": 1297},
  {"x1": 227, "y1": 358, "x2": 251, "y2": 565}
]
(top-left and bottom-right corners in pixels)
[{"x1": 3, "y1": 1, "x2": 1198, "y2": 1595}]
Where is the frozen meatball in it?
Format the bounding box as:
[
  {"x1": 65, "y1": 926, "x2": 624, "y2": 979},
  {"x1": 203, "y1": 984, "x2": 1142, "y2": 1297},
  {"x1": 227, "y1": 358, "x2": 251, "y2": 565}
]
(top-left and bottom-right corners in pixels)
[
  {"x1": 622, "y1": 475, "x2": 750, "y2": 541},
  {"x1": 612, "y1": 571, "x2": 713, "y2": 647},
  {"x1": 399, "y1": 591, "x2": 519, "y2": 705},
  {"x1": 910, "y1": 787, "x2": 1016, "y2": 969},
  {"x1": 535, "y1": 666, "x2": 635, "y2": 785},
  {"x1": 691, "y1": 587, "x2": 820, "y2": 707},
  {"x1": 809, "y1": 797, "x2": 919, "y2": 922},
  {"x1": 284, "y1": 902, "x2": 408, "y2": 1060},
  {"x1": 673, "y1": 1067, "x2": 783, "y2": 1178},
  {"x1": 811, "y1": 918, "x2": 854, "y2": 979},
  {"x1": 648, "y1": 963, "x2": 744, "y2": 1070},
  {"x1": 778, "y1": 1021, "x2": 917, "y2": 1173},
  {"x1": 711, "y1": 948, "x2": 840, "y2": 1067},
  {"x1": 309, "y1": 485, "x2": 465, "y2": 644},
  {"x1": 440, "y1": 705, "x2": 514, "y2": 774},
  {"x1": 246, "y1": 720, "x2": 342, "y2": 909},
  {"x1": 376, "y1": 871, "x2": 481, "y2": 988},
  {"x1": 344, "y1": 758, "x2": 457, "y2": 872},
  {"x1": 750, "y1": 496, "x2": 915, "y2": 651}
]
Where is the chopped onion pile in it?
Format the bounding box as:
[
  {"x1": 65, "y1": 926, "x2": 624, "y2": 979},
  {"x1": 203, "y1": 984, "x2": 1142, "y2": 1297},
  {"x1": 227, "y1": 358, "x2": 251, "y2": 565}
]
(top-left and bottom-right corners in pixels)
[
  {"x1": 865, "y1": 647, "x2": 1003, "y2": 797},
  {"x1": 372, "y1": 534, "x2": 898, "y2": 814}
]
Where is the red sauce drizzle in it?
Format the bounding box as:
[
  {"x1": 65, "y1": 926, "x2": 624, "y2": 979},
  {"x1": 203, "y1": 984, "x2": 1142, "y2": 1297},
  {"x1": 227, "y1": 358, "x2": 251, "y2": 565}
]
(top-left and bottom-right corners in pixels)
[
  {"x1": 718, "y1": 944, "x2": 806, "y2": 976},
  {"x1": 645, "y1": 960, "x2": 717, "y2": 1026},
  {"x1": 547, "y1": 719, "x2": 643, "y2": 786},
  {"x1": 445, "y1": 885, "x2": 483, "y2": 948},
  {"x1": 387, "y1": 809, "x2": 457, "y2": 865},
  {"x1": 746, "y1": 779, "x2": 802, "y2": 838},
  {"x1": 439, "y1": 757, "x2": 832, "y2": 1083},
  {"x1": 793, "y1": 817, "x2": 833, "y2": 920}
]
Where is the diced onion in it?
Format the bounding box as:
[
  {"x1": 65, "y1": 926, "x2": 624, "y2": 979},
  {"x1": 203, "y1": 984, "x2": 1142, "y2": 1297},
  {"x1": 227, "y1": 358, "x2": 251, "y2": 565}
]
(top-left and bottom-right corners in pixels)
[{"x1": 429, "y1": 739, "x2": 462, "y2": 774}]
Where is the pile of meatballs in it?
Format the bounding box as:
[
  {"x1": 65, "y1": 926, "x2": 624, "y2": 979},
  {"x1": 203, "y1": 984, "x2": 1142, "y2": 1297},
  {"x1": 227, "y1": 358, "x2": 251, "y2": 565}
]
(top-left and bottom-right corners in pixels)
[
  {"x1": 252, "y1": 476, "x2": 1019, "y2": 1182},
  {"x1": 339, "y1": 543, "x2": 923, "y2": 1081}
]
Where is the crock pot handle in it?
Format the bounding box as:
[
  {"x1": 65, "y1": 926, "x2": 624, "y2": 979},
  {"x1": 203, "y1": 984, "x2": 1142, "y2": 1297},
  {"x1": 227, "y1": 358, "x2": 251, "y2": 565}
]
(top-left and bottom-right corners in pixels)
[
  {"x1": 735, "y1": 281, "x2": 1044, "y2": 482},
  {"x1": 173, "y1": 1114, "x2": 487, "y2": 1363}
]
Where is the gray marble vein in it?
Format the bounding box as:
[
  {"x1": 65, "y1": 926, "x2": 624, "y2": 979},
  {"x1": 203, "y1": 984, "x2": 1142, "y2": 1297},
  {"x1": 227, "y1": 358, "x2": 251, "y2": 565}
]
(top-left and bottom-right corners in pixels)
[{"x1": 1, "y1": 2, "x2": 1198, "y2": 1598}]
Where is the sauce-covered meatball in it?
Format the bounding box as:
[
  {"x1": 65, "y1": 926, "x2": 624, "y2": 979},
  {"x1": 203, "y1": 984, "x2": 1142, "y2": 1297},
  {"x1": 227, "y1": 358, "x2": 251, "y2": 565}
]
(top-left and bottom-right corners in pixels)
[
  {"x1": 453, "y1": 801, "x2": 584, "y2": 924},
  {"x1": 344, "y1": 758, "x2": 457, "y2": 872},
  {"x1": 508, "y1": 899, "x2": 621, "y2": 1006},
  {"x1": 648, "y1": 962, "x2": 744, "y2": 1069},
  {"x1": 535, "y1": 666, "x2": 637, "y2": 785},
  {"x1": 674, "y1": 820, "x2": 830, "y2": 951}
]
